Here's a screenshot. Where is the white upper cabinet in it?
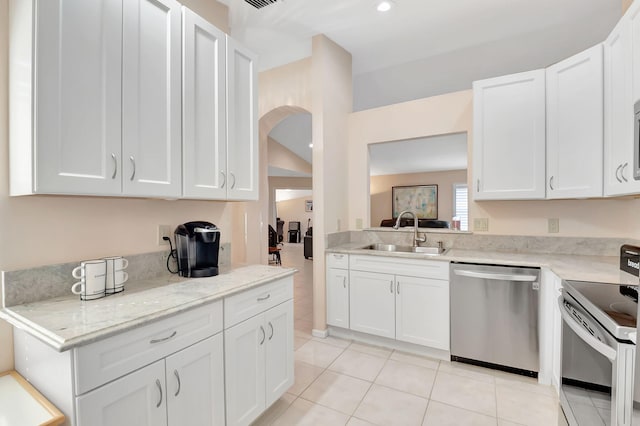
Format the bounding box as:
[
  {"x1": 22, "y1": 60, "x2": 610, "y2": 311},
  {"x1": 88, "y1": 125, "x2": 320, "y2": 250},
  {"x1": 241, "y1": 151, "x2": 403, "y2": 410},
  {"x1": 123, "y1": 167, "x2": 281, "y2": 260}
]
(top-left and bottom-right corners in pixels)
[
  {"x1": 11, "y1": 0, "x2": 123, "y2": 196},
  {"x1": 546, "y1": 44, "x2": 604, "y2": 199},
  {"x1": 122, "y1": 0, "x2": 182, "y2": 198},
  {"x1": 226, "y1": 36, "x2": 259, "y2": 201},
  {"x1": 473, "y1": 70, "x2": 547, "y2": 200},
  {"x1": 604, "y1": 1, "x2": 640, "y2": 196},
  {"x1": 182, "y1": 7, "x2": 227, "y2": 199}
]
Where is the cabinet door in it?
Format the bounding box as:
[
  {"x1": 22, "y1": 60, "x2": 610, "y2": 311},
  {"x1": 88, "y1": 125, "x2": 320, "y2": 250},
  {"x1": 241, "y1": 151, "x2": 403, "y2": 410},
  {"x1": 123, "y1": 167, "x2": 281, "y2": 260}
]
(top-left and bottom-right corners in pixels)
[
  {"x1": 265, "y1": 300, "x2": 294, "y2": 407},
  {"x1": 76, "y1": 360, "x2": 167, "y2": 426},
  {"x1": 604, "y1": 12, "x2": 640, "y2": 196},
  {"x1": 182, "y1": 7, "x2": 227, "y2": 199},
  {"x1": 349, "y1": 271, "x2": 395, "y2": 339},
  {"x1": 226, "y1": 36, "x2": 259, "y2": 201},
  {"x1": 166, "y1": 334, "x2": 225, "y2": 426},
  {"x1": 34, "y1": 0, "x2": 122, "y2": 195},
  {"x1": 546, "y1": 44, "x2": 604, "y2": 199},
  {"x1": 473, "y1": 69, "x2": 546, "y2": 200},
  {"x1": 224, "y1": 315, "x2": 266, "y2": 426},
  {"x1": 326, "y1": 268, "x2": 350, "y2": 328},
  {"x1": 395, "y1": 275, "x2": 450, "y2": 350},
  {"x1": 122, "y1": 0, "x2": 182, "y2": 198}
]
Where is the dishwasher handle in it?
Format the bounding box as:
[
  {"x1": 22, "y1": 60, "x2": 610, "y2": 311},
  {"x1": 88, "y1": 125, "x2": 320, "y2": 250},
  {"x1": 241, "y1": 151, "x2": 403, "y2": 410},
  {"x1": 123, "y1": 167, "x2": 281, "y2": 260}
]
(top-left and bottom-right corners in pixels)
[
  {"x1": 557, "y1": 296, "x2": 616, "y2": 361},
  {"x1": 453, "y1": 269, "x2": 538, "y2": 282}
]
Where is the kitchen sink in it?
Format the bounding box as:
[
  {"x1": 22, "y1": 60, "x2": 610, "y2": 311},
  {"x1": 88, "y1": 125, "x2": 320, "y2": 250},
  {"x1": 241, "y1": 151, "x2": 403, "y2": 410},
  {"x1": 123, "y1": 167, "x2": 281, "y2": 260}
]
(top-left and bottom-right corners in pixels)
[{"x1": 363, "y1": 243, "x2": 447, "y2": 255}]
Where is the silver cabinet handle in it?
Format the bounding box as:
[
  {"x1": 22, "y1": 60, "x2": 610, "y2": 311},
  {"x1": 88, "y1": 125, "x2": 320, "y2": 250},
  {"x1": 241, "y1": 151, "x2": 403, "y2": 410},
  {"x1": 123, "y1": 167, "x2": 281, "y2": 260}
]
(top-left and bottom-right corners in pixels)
[
  {"x1": 333, "y1": 254, "x2": 344, "y2": 259},
  {"x1": 174, "y1": 370, "x2": 181, "y2": 397},
  {"x1": 111, "y1": 153, "x2": 117, "y2": 179},
  {"x1": 616, "y1": 164, "x2": 623, "y2": 183},
  {"x1": 397, "y1": 281, "x2": 400, "y2": 294},
  {"x1": 129, "y1": 156, "x2": 136, "y2": 181},
  {"x1": 220, "y1": 171, "x2": 226, "y2": 188},
  {"x1": 476, "y1": 179, "x2": 480, "y2": 192},
  {"x1": 257, "y1": 294, "x2": 271, "y2": 302},
  {"x1": 150, "y1": 331, "x2": 177, "y2": 344},
  {"x1": 622, "y1": 162, "x2": 629, "y2": 182},
  {"x1": 549, "y1": 176, "x2": 554, "y2": 190},
  {"x1": 268, "y1": 322, "x2": 274, "y2": 340},
  {"x1": 155, "y1": 379, "x2": 163, "y2": 408},
  {"x1": 389, "y1": 280, "x2": 393, "y2": 293},
  {"x1": 259, "y1": 326, "x2": 266, "y2": 345},
  {"x1": 230, "y1": 172, "x2": 237, "y2": 189},
  {"x1": 342, "y1": 276, "x2": 346, "y2": 289}
]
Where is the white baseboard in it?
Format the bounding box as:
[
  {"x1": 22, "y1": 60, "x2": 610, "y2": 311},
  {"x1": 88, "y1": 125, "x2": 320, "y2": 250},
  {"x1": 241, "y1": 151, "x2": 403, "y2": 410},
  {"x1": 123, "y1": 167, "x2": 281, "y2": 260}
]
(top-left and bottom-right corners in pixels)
[{"x1": 311, "y1": 328, "x2": 329, "y2": 338}]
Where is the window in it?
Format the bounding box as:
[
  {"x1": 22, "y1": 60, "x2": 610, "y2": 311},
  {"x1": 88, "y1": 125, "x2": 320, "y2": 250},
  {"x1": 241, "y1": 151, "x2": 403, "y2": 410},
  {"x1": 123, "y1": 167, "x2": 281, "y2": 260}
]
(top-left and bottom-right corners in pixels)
[{"x1": 453, "y1": 183, "x2": 468, "y2": 231}]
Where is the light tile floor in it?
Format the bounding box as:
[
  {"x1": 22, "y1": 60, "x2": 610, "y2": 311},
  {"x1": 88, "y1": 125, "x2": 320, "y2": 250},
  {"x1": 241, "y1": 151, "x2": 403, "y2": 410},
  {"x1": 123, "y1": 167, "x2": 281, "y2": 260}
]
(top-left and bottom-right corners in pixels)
[{"x1": 257, "y1": 243, "x2": 564, "y2": 426}]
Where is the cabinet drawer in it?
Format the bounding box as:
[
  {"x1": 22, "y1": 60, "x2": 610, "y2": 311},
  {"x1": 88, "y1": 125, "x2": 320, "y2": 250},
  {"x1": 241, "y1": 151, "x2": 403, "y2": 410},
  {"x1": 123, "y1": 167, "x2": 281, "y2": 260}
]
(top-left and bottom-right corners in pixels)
[
  {"x1": 326, "y1": 253, "x2": 349, "y2": 269},
  {"x1": 74, "y1": 301, "x2": 223, "y2": 395},
  {"x1": 224, "y1": 278, "x2": 293, "y2": 328},
  {"x1": 350, "y1": 255, "x2": 449, "y2": 280}
]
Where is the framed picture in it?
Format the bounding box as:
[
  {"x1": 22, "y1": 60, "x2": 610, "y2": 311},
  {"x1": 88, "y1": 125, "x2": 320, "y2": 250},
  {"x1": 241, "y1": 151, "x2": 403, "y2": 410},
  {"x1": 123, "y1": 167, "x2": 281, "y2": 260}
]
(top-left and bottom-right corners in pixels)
[
  {"x1": 392, "y1": 185, "x2": 438, "y2": 219},
  {"x1": 305, "y1": 200, "x2": 313, "y2": 212}
]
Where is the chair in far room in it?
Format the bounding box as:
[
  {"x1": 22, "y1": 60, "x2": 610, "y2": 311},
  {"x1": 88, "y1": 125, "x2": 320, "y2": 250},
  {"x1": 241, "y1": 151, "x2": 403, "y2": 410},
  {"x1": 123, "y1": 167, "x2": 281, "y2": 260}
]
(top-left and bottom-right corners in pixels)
[{"x1": 268, "y1": 225, "x2": 281, "y2": 265}]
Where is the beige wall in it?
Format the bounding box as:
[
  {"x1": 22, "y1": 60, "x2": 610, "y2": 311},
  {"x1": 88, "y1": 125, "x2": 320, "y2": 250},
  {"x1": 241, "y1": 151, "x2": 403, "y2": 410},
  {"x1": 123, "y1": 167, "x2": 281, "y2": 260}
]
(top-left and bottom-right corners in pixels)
[
  {"x1": 0, "y1": 0, "x2": 235, "y2": 373},
  {"x1": 276, "y1": 197, "x2": 313, "y2": 237},
  {"x1": 370, "y1": 170, "x2": 467, "y2": 227},
  {"x1": 623, "y1": 0, "x2": 633, "y2": 13},
  {"x1": 349, "y1": 90, "x2": 474, "y2": 229},
  {"x1": 311, "y1": 35, "x2": 352, "y2": 333},
  {"x1": 181, "y1": 0, "x2": 229, "y2": 33},
  {"x1": 268, "y1": 177, "x2": 312, "y2": 228}
]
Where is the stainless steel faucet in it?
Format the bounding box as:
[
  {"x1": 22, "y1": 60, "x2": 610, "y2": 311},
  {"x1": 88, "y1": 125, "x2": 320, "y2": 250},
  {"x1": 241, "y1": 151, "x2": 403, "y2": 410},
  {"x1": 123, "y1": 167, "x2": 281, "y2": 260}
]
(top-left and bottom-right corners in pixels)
[{"x1": 393, "y1": 210, "x2": 427, "y2": 247}]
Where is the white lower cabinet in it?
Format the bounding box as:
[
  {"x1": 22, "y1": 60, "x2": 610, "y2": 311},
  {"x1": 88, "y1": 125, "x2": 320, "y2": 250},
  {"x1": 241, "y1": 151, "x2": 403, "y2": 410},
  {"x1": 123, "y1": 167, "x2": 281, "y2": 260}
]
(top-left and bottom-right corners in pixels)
[
  {"x1": 225, "y1": 299, "x2": 294, "y2": 426},
  {"x1": 396, "y1": 275, "x2": 449, "y2": 350},
  {"x1": 332, "y1": 255, "x2": 450, "y2": 352},
  {"x1": 326, "y1": 267, "x2": 350, "y2": 328},
  {"x1": 76, "y1": 334, "x2": 225, "y2": 426},
  {"x1": 349, "y1": 270, "x2": 395, "y2": 339}
]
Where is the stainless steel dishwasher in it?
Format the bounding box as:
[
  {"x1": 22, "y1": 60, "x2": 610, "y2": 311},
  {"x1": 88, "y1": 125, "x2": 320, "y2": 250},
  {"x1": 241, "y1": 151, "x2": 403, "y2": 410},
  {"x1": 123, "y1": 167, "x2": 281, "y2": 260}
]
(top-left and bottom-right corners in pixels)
[{"x1": 450, "y1": 262, "x2": 541, "y2": 376}]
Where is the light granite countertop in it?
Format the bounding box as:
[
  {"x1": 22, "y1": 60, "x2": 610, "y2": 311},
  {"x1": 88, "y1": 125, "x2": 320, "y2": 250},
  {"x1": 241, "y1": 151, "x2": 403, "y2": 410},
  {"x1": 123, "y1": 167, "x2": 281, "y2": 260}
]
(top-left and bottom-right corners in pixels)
[
  {"x1": 0, "y1": 264, "x2": 296, "y2": 352},
  {"x1": 327, "y1": 244, "x2": 626, "y2": 285}
]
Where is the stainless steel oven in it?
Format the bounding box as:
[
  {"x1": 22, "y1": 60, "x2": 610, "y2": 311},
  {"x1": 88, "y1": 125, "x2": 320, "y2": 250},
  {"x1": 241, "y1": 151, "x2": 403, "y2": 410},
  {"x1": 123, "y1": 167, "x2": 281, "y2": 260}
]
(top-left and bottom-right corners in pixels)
[
  {"x1": 634, "y1": 100, "x2": 640, "y2": 181},
  {"x1": 560, "y1": 280, "x2": 636, "y2": 426}
]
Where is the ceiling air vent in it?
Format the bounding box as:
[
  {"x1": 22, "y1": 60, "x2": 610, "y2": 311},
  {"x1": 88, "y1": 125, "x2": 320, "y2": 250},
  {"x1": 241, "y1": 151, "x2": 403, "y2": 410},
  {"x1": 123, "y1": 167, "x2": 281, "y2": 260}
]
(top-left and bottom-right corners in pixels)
[{"x1": 245, "y1": 0, "x2": 278, "y2": 9}]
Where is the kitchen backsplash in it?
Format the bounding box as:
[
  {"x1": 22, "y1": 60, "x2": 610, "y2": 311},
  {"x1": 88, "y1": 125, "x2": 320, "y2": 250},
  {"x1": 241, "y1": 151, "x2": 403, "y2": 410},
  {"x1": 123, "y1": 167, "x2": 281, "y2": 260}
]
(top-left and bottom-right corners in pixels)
[
  {"x1": 1, "y1": 243, "x2": 231, "y2": 308},
  {"x1": 330, "y1": 229, "x2": 637, "y2": 257}
]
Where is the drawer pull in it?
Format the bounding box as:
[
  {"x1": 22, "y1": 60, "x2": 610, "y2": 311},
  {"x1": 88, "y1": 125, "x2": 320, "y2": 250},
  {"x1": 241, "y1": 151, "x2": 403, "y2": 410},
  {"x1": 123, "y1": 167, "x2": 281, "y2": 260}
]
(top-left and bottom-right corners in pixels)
[
  {"x1": 150, "y1": 331, "x2": 177, "y2": 344},
  {"x1": 390, "y1": 280, "x2": 393, "y2": 293},
  {"x1": 397, "y1": 282, "x2": 400, "y2": 294},
  {"x1": 156, "y1": 379, "x2": 163, "y2": 408},
  {"x1": 334, "y1": 254, "x2": 344, "y2": 259},
  {"x1": 257, "y1": 294, "x2": 271, "y2": 302},
  {"x1": 174, "y1": 370, "x2": 181, "y2": 397},
  {"x1": 259, "y1": 326, "x2": 266, "y2": 345},
  {"x1": 268, "y1": 322, "x2": 274, "y2": 340},
  {"x1": 342, "y1": 276, "x2": 346, "y2": 288}
]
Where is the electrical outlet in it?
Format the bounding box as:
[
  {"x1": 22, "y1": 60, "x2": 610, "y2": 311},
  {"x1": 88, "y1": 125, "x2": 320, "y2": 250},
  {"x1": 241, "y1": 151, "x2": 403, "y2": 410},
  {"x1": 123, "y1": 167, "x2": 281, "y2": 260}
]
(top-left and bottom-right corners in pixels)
[
  {"x1": 355, "y1": 218, "x2": 363, "y2": 229},
  {"x1": 158, "y1": 225, "x2": 172, "y2": 245},
  {"x1": 473, "y1": 218, "x2": 489, "y2": 232},
  {"x1": 548, "y1": 218, "x2": 560, "y2": 233}
]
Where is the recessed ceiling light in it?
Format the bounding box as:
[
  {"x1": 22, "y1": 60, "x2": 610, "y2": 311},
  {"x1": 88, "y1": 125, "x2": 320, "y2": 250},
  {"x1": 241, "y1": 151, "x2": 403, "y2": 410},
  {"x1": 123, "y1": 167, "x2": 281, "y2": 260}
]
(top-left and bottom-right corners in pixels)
[
  {"x1": 377, "y1": 1, "x2": 393, "y2": 12},
  {"x1": 308, "y1": 143, "x2": 313, "y2": 148}
]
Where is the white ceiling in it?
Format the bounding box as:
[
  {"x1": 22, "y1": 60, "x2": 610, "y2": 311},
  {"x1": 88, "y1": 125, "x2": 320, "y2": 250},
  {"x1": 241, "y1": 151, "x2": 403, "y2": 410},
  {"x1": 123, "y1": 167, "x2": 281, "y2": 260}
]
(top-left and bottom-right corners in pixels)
[
  {"x1": 247, "y1": 0, "x2": 620, "y2": 172},
  {"x1": 269, "y1": 113, "x2": 313, "y2": 163},
  {"x1": 220, "y1": 0, "x2": 620, "y2": 75},
  {"x1": 369, "y1": 133, "x2": 468, "y2": 176}
]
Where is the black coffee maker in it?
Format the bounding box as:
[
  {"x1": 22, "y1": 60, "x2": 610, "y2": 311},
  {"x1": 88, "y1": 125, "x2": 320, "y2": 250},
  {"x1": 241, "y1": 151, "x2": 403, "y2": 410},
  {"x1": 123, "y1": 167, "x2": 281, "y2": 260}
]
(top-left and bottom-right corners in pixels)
[{"x1": 174, "y1": 221, "x2": 220, "y2": 277}]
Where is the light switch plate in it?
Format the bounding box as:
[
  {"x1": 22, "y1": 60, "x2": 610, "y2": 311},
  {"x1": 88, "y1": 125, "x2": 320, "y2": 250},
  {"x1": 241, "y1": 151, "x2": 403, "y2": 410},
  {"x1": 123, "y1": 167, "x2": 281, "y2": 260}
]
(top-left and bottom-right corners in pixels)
[
  {"x1": 548, "y1": 218, "x2": 560, "y2": 233},
  {"x1": 473, "y1": 218, "x2": 489, "y2": 232},
  {"x1": 355, "y1": 218, "x2": 363, "y2": 229}
]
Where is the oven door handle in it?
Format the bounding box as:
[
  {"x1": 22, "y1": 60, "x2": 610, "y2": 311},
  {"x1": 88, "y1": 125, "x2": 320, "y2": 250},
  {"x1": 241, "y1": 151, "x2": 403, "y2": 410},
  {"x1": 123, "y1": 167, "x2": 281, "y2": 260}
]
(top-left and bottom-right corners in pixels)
[{"x1": 557, "y1": 297, "x2": 616, "y2": 361}]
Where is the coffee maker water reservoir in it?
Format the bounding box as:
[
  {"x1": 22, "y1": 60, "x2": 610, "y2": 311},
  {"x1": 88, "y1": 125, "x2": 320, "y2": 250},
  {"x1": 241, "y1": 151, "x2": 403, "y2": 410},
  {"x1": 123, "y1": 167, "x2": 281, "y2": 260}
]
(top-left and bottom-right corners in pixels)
[{"x1": 174, "y1": 221, "x2": 220, "y2": 277}]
